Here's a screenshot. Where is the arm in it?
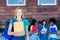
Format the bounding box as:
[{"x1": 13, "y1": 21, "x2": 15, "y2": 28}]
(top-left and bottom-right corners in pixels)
[
  {"x1": 56, "y1": 26, "x2": 58, "y2": 34},
  {"x1": 46, "y1": 27, "x2": 49, "y2": 34},
  {"x1": 30, "y1": 25, "x2": 33, "y2": 34},
  {"x1": 8, "y1": 19, "x2": 17, "y2": 35},
  {"x1": 26, "y1": 26, "x2": 29, "y2": 40},
  {"x1": 8, "y1": 24, "x2": 16, "y2": 35},
  {"x1": 8, "y1": 23, "x2": 25, "y2": 36}
]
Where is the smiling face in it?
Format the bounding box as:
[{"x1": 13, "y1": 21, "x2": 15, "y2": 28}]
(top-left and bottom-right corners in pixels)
[
  {"x1": 16, "y1": 9, "x2": 22, "y2": 18},
  {"x1": 50, "y1": 22, "x2": 54, "y2": 26},
  {"x1": 43, "y1": 21, "x2": 46, "y2": 25},
  {"x1": 14, "y1": 8, "x2": 25, "y2": 20}
]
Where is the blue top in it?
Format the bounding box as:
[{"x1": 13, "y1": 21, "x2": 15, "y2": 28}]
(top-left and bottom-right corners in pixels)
[
  {"x1": 50, "y1": 28, "x2": 56, "y2": 32},
  {"x1": 38, "y1": 24, "x2": 49, "y2": 40},
  {"x1": 9, "y1": 18, "x2": 29, "y2": 31},
  {"x1": 38, "y1": 24, "x2": 49, "y2": 34},
  {"x1": 50, "y1": 25, "x2": 57, "y2": 33}
]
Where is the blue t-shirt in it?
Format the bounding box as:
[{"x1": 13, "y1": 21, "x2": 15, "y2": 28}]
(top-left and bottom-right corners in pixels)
[
  {"x1": 38, "y1": 24, "x2": 49, "y2": 40},
  {"x1": 38, "y1": 24, "x2": 49, "y2": 35},
  {"x1": 50, "y1": 25, "x2": 57, "y2": 33},
  {"x1": 9, "y1": 18, "x2": 29, "y2": 31},
  {"x1": 22, "y1": 19, "x2": 29, "y2": 31},
  {"x1": 50, "y1": 28, "x2": 56, "y2": 32},
  {"x1": 38, "y1": 25, "x2": 49, "y2": 33}
]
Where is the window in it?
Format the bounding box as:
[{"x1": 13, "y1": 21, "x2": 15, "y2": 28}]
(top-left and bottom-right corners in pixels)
[
  {"x1": 38, "y1": 0, "x2": 57, "y2": 6},
  {"x1": 6, "y1": 0, "x2": 26, "y2": 6}
]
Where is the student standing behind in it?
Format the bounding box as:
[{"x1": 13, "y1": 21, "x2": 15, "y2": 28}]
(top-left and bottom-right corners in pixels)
[
  {"x1": 38, "y1": 20, "x2": 49, "y2": 40},
  {"x1": 49, "y1": 18, "x2": 58, "y2": 40},
  {"x1": 29, "y1": 19, "x2": 40, "y2": 40}
]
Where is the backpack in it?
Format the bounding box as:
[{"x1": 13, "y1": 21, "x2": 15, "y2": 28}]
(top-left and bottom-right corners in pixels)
[{"x1": 3, "y1": 19, "x2": 15, "y2": 39}]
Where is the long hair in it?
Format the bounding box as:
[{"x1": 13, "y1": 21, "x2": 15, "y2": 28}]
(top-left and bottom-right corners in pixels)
[{"x1": 14, "y1": 7, "x2": 24, "y2": 19}]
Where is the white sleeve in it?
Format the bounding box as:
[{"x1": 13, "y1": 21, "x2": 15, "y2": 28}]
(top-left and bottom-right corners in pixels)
[
  {"x1": 56, "y1": 26, "x2": 57, "y2": 30},
  {"x1": 54, "y1": 25, "x2": 57, "y2": 30}
]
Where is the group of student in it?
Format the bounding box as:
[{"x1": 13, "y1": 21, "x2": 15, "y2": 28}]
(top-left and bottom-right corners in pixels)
[
  {"x1": 29, "y1": 18, "x2": 58, "y2": 40},
  {"x1": 3, "y1": 7, "x2": 58, "y2": 40}
]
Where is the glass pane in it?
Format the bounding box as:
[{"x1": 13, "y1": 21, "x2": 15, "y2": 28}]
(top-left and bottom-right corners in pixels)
[
  {"x1": 39, "y1": 0, "x2": 55, "y2": 4},
  {"x1": 20, "y1": 0, "x2": 24, "y2": 4},
  {"x1": 8, "y1": 0, "x2": 24, "y2": 4}
]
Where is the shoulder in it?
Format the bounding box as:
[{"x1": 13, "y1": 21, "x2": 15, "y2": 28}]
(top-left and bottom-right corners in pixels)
[
  {"x1": 9, "y1": 18, "x2": 13, "y2": 22},
  {"x1": 50, "y1": 25, "x2": 52, "y2": 28},
  {"x1": 54, "y1": 25, "x2": 57, "y2": 27},
  {"x1": 23, "y1": 18, "x2": 29, "y2": 23},
  {"x1": 45, "y1": 25, "x2": 49, "y2": 27},
  {"x1": 53, "y1": 25, "x2": 57, "y2": 28},
  {"x1": 38, "y1": 24, "x2": 42, "y2": 27},
  {"x1": 38, "y1": 25, "x2": 43, "y2": 30},
  {"x1": 9, "y1": 18, "x2": 16, "y2": 21},
  {"x1": 53, "y1": 25, "x2": 58, "y2": 30},
  {"x1": 9, "y1": 18, "x2": 16, "y2": 23},
  {"x1": 22, "y1": 18, "x2": 29, "y2": 26},
  {"x1": 23, "y1": 18, "x2": 29, "y2": 22}
]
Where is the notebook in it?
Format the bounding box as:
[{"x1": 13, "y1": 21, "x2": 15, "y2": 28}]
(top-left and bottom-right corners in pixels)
[
  {"x1": 14, "y1": 22, "x2": 24, "y2": 32},
  {"x1": 14, "y1": 22, "x2": 25, "y2": 36}
]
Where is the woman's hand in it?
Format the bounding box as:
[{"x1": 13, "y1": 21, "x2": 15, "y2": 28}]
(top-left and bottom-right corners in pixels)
[
  {"x1": 14, "y1": 31, "x2": 25, "y2": 36},
  {"x1": 42, "y1": 29, "x2": 46, "y2": 32}
]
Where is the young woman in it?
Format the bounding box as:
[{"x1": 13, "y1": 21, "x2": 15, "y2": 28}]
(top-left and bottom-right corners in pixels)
[
  {"x1": 38, "y1": 20, "x2": 49, "y2": 40},
  {"x1": 29, "y1": 19, "x2": 40, "y2": 40},
  {"x1": 49, "y1": 18, "x2": 58, "y2": 40},
  {"x1": 8, "y1": 7, "x2": 29, "y2": 40}
]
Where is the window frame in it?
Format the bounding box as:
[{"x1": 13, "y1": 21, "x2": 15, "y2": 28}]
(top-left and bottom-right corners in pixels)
[
  {"x1": 6, "y1": 0, "x2": 26, "y2": 6},
  {"x1": 38, "y1": 0, "x2": 57, "y2": 6}
]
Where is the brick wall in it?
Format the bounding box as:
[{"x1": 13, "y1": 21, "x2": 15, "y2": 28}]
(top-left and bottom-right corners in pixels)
[{"x1": 0, "y1": 0, "x2": 60, "y2": 25}]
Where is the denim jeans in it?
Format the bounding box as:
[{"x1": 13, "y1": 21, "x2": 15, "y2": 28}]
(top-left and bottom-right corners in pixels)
[
  {"x1": 50, "y1": 38, "x2": 56, "y2": 40},
  {"x1": 30, "y1": 34, "x2": 40, "y2": 40},
  {"x1": 12, "y1": 36, "x2": 25, "y2": 40}
]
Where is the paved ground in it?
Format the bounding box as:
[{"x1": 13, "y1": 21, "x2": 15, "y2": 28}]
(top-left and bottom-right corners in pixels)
[{"x1": 0, "y1": 34, "x2": 60, "y2": 40}]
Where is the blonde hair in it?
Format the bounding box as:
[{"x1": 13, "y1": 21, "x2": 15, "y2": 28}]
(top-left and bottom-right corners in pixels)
[{"x1": 14, "y1": 7, "x2": 24, "y2": 19}]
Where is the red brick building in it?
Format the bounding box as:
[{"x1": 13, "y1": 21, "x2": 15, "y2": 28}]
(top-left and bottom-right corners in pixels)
[{"x1": 0, "y1": 0, "x2": 60, "y2": 25}]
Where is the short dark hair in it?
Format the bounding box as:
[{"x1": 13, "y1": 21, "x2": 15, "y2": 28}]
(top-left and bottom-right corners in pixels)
[{"x1": 49, "y1": 18, "x2": 56, "y2": 24}]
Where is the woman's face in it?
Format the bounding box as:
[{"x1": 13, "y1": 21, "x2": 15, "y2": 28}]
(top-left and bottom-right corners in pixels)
[
  {"x1": 43, "y1": 21, "x2": 46, "y2": 25},
  {"x1": 16, "y1": 9, "x2": 22, "y2": 18},
  {"x1": 50, "y1": 22, "x2": 54, "y2": 25}
]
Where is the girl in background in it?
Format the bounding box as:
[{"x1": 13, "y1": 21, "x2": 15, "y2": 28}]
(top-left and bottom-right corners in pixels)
[
  {"x1": 30, "y1": 19, "x2": 40, "y2": 40},
  {"x1": 49, "y1": 18, "x2": 58, "y2": 40},
  {"x1": 38, "y1": 20, "x2": 49, "y2": 40}
]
